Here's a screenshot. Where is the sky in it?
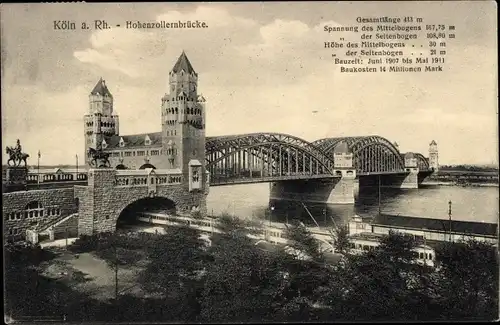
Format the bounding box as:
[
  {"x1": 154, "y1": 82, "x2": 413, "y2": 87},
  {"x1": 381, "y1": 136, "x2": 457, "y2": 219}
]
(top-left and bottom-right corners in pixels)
[{"x1": 1, "y1": 2, "x2": 498, "y2": 166}]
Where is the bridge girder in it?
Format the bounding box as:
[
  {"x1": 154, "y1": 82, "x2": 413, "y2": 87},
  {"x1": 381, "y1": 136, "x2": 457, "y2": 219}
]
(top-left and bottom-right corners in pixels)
[
  {"x1": 313, "y1": 135, "x2": 407, "y2": 174},
  {"x1": 414, "y1": 152, "x2": 430, "y2": 170},
  {"x1": 206, "y1": 133, "x2": 336, "y2": 183}
]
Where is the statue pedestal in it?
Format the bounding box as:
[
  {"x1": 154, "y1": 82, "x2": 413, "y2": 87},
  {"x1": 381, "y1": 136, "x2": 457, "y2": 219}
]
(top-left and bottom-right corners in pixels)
[{"x1": 3, "y1": 166, "x2": 28, "y2": 192}]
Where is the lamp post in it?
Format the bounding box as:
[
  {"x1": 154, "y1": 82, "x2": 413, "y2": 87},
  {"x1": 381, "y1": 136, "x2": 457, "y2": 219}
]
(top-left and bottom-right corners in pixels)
[
  {"x1": 448, "y1": 200, "x2": 452, "y2": 242},
  {"x1": 269, "y1": 206, "x2": 275, "y2": 226},
  {"x1": 37, "y1": 150, "x2": 41, "y2": 189},
  {"x1": 378, "y1": 174, "x2": 381, "y2": 216}
]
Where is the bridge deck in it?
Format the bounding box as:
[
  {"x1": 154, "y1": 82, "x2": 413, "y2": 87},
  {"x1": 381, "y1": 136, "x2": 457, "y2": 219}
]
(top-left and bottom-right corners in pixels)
[{"x1": 210, "y1": 174, "x2": 337, "y2": 186}]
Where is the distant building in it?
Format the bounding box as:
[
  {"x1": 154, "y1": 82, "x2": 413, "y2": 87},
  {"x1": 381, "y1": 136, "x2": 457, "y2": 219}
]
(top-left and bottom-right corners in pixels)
[
  {"x1": 429, "y1": 140, "x2": 439, "y2": 171},
  {"x1": 83, "y1": 51, "x2": 206, "y2": 178}
]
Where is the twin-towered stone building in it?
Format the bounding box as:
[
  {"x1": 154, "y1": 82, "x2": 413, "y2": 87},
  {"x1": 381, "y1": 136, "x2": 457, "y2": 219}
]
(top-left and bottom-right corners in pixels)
[
  {"x1": 84, "y1": 51, "x2": 206, "y2": 176},
  {"x1": 4, "y1": 51, "x2": 440, "y2": 242}
]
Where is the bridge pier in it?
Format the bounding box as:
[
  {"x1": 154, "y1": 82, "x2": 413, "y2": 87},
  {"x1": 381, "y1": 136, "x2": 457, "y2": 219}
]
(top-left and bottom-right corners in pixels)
[
  {"x1": 75, "y1": 168, "x2": 117, "y2": 236},
  {"x1": 358, "y1": 153, "x2": 421, "y2": 189},
  {"x1": 400, "y1": 169, "x2": 419, "y2": 189},
  {"x1": 3, "y1": 167, "x2": 28, "y2": 193},
  {"x1": 269, "y1": 170, "x2": 356, "y2": 205},
  {"x1": 359, "y1": 170, "x2": 419, "y2": 190}
]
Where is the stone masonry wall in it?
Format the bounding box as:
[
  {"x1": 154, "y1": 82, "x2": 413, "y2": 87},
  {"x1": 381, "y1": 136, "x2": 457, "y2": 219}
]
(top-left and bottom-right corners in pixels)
[
  {"x1": 270, "y1": 177, "x2": 355, "y2": 204},
  {"x1": 75, "y1": 169, "x2": 208, "y2": 236},
  {"x1": 3, "y1": 188, "x2": 77, "y2": 241}
]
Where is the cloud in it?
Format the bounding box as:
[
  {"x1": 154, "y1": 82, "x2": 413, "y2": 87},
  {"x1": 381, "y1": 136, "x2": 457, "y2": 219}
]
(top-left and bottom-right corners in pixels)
[{"x1": 2, "y1": 4, "x2": 497, "y2": 165}]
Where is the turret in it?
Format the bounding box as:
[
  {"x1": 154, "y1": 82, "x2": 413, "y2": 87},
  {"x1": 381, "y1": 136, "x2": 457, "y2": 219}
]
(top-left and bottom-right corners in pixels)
[
  {"x1": 161, "y1": 52, "x2": 206, "y2": 187},
  {"x1": 84, "y1": 78, "x2": 119, "y2": 165},
  {"x1": 428, "y1": 140, "x2": 439, "y2": 171}
]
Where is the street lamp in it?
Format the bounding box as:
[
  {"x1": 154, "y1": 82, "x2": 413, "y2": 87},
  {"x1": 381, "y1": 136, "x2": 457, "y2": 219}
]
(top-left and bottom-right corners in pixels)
[
  {"x1": 448, "y1": 200, "x2": 453, "y2": 242},
  {"x1": 269, "y1": 206, "x2": 275, "y2": 226}
]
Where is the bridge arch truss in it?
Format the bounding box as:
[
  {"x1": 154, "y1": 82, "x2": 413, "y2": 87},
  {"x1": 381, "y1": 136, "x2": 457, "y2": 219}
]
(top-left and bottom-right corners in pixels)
[
  {"x1": 414, "y1": 153, "x2": 430, "y2": 170},
  {"x1": 206, "y1": 133, "x2": 336, "y2": 185},
  {"x1": 313, "y1": 136, "x2": 406, "y2": 174}
]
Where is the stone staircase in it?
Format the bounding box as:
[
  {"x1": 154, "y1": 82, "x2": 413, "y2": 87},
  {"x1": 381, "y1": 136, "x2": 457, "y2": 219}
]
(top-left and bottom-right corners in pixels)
[
  {"x1": 34, "y1": 214, "x2": 71, "y2": 232},
  {"x1": 29, "y1": 213, "x2": 79, "y2": 244}
]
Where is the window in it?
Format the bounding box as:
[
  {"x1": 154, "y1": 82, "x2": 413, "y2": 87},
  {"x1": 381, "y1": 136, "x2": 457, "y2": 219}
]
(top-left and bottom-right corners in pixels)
[
  {"x1": 137, "y1": 151, "x2": 145, "y2": 156},
  {"x1": 25, "y1": 201, "x2": 43, "y2": 219},
  {"x1": 151, "y1": 150, "x2": 160, "y2": 156},
  {"x1": 125, "y1": 152, "x2": 132, "y2": 157}
]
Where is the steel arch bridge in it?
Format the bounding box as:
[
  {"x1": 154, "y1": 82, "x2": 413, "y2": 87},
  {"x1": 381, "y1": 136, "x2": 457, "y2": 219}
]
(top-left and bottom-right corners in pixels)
[
  {"x1": 206, "y1": 133, "x2": 336, "y2": 185},
  {"x1": 411, "y1": 153, "x2": 431, "y2": 171},
  {"x1": 313, "y1": 136, "x2": 409, "y2": 175}
]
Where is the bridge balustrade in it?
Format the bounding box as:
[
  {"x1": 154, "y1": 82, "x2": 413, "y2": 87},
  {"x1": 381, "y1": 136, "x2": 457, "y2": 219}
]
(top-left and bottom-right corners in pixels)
[
  {"x1": 114, "y1": 170, "x2": 183, "y2": 188},
  {"x1": 26, "y1": 170, "x2": 88, "y2": 184}
]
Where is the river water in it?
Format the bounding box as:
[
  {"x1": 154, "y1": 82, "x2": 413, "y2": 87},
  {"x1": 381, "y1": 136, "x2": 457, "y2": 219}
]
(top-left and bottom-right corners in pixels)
[{"x1": 206, "y1": 183, "x2": 499, "y2": 227}]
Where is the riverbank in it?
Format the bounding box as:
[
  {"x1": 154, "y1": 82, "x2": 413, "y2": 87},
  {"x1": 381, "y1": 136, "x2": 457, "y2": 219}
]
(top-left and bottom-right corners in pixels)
[{"x1": 422, "y1": 181, "x2": 498, "y2": 188}]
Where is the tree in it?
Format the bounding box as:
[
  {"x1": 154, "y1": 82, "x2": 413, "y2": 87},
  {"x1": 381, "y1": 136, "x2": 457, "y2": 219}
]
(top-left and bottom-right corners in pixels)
[
  {"x1": 94, "y1": 233, "x2": 145, "y2": 302},
  {"x1": 317, "y1": 231, "x2": 439, "y2": 321},
  {"x1": 376, "y1": 230, "x2": 419, "y2": 265},
  {"x1": 284, "y1": 220, "x2": 324, "y2": 262},
  {"x1": 199, "y1": 234, "x2": 285, "y2": 322},
  {"x1": 332, "y1": 224, "x2": 350, "y2": 256},
  {"x1": 4, "y1": 243, "x2": 108, "y2": 322},
  {"x1": 211, "y1": 213, "x2": 264, "y2": 244},
  {"x1": 434, "y1": 239, "x2": 499, "y2": 320},
  {"x1": 138, "y1": 225, "x2": 208, "y2": 321}
]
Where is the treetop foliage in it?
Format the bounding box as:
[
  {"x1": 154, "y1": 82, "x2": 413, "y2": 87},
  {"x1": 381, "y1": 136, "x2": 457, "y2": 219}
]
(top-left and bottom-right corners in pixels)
[{"x1": 5, "y1": 218, "x2": 498, "y2": 323}]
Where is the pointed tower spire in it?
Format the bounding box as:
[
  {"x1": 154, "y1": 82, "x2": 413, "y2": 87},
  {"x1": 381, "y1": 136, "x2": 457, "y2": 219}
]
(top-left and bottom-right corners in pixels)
[
  {"x1": 172, "y1": 51, "x2": 196, "y2": 75},
  {"x1": 91, "y1": 78, "x2": 112, "y2": 97}
]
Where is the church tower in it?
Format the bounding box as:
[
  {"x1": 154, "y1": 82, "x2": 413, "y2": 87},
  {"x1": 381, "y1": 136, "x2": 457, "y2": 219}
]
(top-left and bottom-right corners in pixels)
[
  {"x1": 161, "y1": 52, "x2": 206, "y2": 182},
  {"x1": 84, "y1": 78, "x2": 119, "y2": 166},
  {"x1": 429, "y1": 140, "x2": 439, "y2": 171}
]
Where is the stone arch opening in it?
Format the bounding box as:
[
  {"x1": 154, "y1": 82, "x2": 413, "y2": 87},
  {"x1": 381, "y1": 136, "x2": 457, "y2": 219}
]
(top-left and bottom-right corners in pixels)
[
  {"x1": 116, "y1": 197, "x2": 177, "y2": 229},
  {"x1": 116, "y1": 164, "x2": 127, "y2": 170},
  {"x1": 139, "y1": 163, "x2": 156, "y2": 170}
]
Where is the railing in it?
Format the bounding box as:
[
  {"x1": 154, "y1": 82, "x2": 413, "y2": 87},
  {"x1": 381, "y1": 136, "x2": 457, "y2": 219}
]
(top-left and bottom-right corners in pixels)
[
  {"x1": 26, "y1": 171, "x2": 88, "y2": 184},
  {"x1": 114, "y1": 170, "x2": 183, "y2": 188},
  {"x1": 210, "y1": 173, "x2": 335, "y2": 186}
]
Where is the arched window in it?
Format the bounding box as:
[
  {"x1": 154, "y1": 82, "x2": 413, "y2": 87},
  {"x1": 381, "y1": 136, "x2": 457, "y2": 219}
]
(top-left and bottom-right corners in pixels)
[{"x1": 25, "y1": 201, "x2": 43, "y2": 219}]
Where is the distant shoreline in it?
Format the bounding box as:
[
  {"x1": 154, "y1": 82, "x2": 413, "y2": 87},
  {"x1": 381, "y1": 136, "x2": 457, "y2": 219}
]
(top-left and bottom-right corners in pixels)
[{"x1": 422, "y1": 181, "x2": 498, "y2": 188}]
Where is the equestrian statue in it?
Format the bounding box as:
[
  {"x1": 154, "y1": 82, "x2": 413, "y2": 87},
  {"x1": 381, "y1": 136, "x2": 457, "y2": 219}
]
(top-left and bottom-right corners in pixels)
[
  {"x1": 5, "y1": 139, "x2": 29, "y2": 167},
  {"x1": 87, "y1": 147, "x2": 111, "y2": 168}
]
